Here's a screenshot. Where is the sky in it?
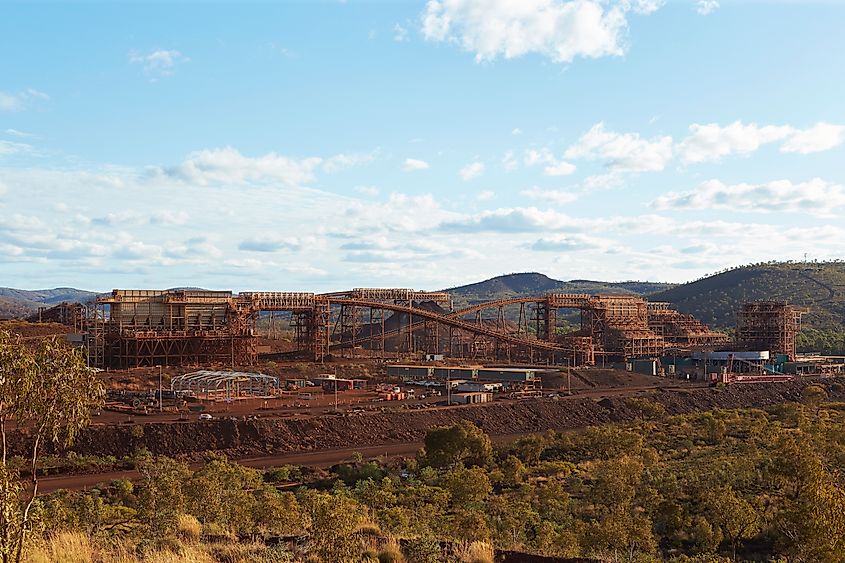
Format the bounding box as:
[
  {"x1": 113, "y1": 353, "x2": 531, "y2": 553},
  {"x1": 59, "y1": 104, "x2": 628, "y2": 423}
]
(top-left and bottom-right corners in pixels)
[{"x1": 1, "y1": 0, "x2": 844, "y2": 292}]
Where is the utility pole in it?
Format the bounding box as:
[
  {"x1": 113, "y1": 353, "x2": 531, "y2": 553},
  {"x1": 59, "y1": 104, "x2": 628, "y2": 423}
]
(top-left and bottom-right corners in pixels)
[
  {"x1": 447, "y1": 369, "x2": 451, "y2": 406},
  {"x1": 158, "y1": 365, "x2": 163, "y2": 413}
]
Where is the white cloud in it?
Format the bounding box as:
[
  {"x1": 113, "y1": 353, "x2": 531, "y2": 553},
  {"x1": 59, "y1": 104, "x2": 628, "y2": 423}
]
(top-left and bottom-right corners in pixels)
[
  {"x1": 129, "y1": 49, "x2": 190, "y2": 77},
  {"x1": 781, "y1": 122, "x2": 845, "y2": 154},
  {"x1": 582, "y1": 172, "x2": 624, "y2": 190},
  {"x1": 459, "y1": 161, "x2": 485, "y2": 180},
  {"x1": 565, "y1": 122, "x2": 673, "y2": 172},
  {"x1": 0, "y1": 89, "x2": 48, "y2": 112},
  {"x1": 322, "y1": 151, "x2": 377, "y2": 172},
  {"x1": 421, "y1": 0, "x2": 663, "y2": 64},
  {"x1": 238, "y1": 236, "x2": 307, "y2": 252},
  {"x1": 0, "y1": 140, "x2": 34, "y2": 156},
  {"x1": 156, "y1": 147, "x2": 323, "y2": 187},
  {"x1": 150, "y1": 210, "x2": 190, "y2": 225},
  {"x1": 520, "y1": 187, "x2": 578, "y2": 205},
  {"x1": 530, "y1": 234, "x2": 606, "y2": 252},
  {"x1": 393, "y1": 23, "x2": 409, "y2": 42},
  {"x1": 511, "y1": 128, "x2": 522, "y2": 135},
  {"x1": 678, "y1": 121, "x2": 844, "y2": 162},
  {"x1": 652, "y1": 178, "x2": 845, "y2": 215},
  {"x1": 502, "y1": 150, "x2": 519, "y2": 171},
  {"x1": 355, "y1": 185, "x2": 379, "y2": 196},
  {"x1": 677, "y1": 121, "x2": 793, "y2": 163},
  {"x1": 439, "y1": 206, "x2": 576, "y2": 233},
  {"x1": 525, "y1": 148, "x2": 555, "y2": 167},
  {"x1": 524, "y1": 148, "x2": 576, "y2": 176},
  {"x1": 696, "y1": 0, "x2": 719, "y2": 15},
  {"x1": 544, "y1": 160, "x2": 576, "y2": 176},
  {"x1": 403, "y1": 158, "x2": 430, "y2": 171},
  {"x1": 477, "y1": 190, "x2": 495, "y2": 201},
  {"x1": 4, "y1": 128, "x2": 36, "y2": 138}
]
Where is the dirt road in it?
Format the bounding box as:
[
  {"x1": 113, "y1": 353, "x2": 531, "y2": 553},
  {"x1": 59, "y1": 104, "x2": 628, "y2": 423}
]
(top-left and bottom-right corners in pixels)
[{"x1": 38, "y1": 442, "x2": 423, "y2": 493}]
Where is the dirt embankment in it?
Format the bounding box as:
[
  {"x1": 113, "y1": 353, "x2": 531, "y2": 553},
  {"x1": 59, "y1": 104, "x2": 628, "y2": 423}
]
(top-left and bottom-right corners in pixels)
[{"x1": 12, "y1": 378, "x2": 843, "y2": 460}]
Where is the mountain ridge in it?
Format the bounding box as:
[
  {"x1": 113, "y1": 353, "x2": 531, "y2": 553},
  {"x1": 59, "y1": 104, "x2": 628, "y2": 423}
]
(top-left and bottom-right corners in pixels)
[{"x1": 3, "y1": 263, "x2": 845, "y2": 333}]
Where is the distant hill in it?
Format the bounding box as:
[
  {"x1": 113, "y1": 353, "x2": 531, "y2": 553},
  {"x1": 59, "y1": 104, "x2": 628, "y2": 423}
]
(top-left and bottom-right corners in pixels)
[
  {"x1": 4, "y1": 264, "x2": 845, "y2": 333},
  {"x1": 444, "y1": 272, "x2": 675, "y2": 309},
  {"x1": 0, "y1": 287, "x2": 99, "y2": 319},
  {"x1": 649, "y1": 262, "x2": 845, "y2": 331}
]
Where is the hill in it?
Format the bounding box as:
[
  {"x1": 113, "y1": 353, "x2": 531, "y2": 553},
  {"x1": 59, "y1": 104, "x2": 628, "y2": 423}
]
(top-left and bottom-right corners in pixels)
[
  {"x1": 445, "y1": 272, "x2": 674, "y2": 309},
  {"x1": 0, "y1": 287, "x2": 98, "y2": 320},
  {"x1": 649, "y1": 262, "x2": 845, "y2": 331}
]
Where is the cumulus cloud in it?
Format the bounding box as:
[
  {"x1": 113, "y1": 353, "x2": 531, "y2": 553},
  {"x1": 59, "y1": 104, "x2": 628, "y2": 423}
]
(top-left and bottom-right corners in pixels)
[
  {"x1": 403, "y1": 158, "x2": 430, "y2": 171},
  {"x1": 677, "y1": 121, "x2": 793, "y2": 163},
  {"x1": 459, "y1": 161, "x2": 485, "y2": 180},
  {"x1": 477, "y1": 190, "x2": 495, "y2": 201},
  {"x1": 238, "y1": 236, "x2": 305, "y2": 252},
  {"x1": 678, "y1": 121, "x2": 844, "y2": 162},
  {"x1": 155, "y1": 147, "x2": 324, "y2": 187},
  {"x1": 147, "y1": 144, "x2": 374, "y2": 191},
  {"x1": 780, "y1": 122, "x2": 845, "y2": 154},
  {"x1": 524, "y1": 148, "x2": 576, "y2": 176},
  {"x1": 520, "y1": 187, "x2": 578, "y2": 205},
  {"x1": 0, "y1": 89, "x2": 48, "y2": 112},
  {"x1": 565, "y1": 122, "x2": 673, "y2": 172},
  {"x1": 696, "y1": 0, "x2": 719, "y2": 15},
  {"x1": 129, "y1": 49, "x2": 190, "y2": 77},
  {"x1": 652, "y1": 178, "x2": 845, "y2": 215},
  {"x1": 439, "y1": 206, "x2": 576, "y2": 233},
  {"x1": 421, "y1": 0, "x2": 663, "y2": 64}
]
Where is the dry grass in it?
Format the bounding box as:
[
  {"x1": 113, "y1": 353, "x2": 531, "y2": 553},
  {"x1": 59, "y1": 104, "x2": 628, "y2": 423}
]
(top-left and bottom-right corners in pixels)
[
  {"x1": 176, "y1": 514, "x2": 202, "y2": 543},
  {"x1": 376, "y1": 539, "x2": 405, "y2": 563},
  {"x1": 453, "y1": 540, "x2": 495, "y2": 563},
  {"x1": 26, "y1": 532, "x2": 97, "y2": 563},
  {"x1": 24, "y1": 533, "x2": 273, "y2": 563}
]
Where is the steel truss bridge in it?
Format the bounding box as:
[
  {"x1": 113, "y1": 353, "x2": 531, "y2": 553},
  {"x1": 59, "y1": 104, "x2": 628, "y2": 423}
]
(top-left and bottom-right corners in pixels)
[{"x1": 68, "y1": 288, "x2": 728, "y2": 368}]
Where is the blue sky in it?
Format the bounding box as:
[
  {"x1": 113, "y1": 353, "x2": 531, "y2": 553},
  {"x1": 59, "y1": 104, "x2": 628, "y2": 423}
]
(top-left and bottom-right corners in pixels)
[{"x1": 1, "y1": 0, "x2": 844, "y2": 292}]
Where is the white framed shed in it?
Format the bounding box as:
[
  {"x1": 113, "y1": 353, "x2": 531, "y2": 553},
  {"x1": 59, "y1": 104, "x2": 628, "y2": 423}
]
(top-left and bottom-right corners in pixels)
[{"x1": 171, "y1": 370, "x2": 280, "y2": 401}]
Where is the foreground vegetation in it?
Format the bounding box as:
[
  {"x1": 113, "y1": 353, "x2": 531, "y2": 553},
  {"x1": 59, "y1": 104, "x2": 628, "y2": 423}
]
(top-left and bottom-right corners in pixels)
[{"x1": 14, "y1": 382, "x2": 845, "y2": 562}]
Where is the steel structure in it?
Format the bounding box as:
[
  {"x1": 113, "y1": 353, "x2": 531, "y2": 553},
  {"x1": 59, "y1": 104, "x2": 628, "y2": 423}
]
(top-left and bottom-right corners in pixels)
[
  {"x1": 736, "y1": 301, "x2": 806, "y2": 361},
  {"x1": 80, "y1": 287, "x2": 727, "y2": 368},
  {"x1": 647, "y1": 302, "x2": 731, "y2": 348},
  {"x1": 92, "y1": 290, "x2": 255, "y2": 369},
  {"x1": 26, "y1": 301, "x2": 87, "y2": 331},
  {"x1": 171, "y1": 370, "x2": 280, "y2": 400}
]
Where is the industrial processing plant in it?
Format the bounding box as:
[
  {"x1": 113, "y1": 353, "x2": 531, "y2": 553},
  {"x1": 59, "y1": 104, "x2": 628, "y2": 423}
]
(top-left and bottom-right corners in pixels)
[{"x1": 29, "y1": 286, "x2": 841, "y2": 382}]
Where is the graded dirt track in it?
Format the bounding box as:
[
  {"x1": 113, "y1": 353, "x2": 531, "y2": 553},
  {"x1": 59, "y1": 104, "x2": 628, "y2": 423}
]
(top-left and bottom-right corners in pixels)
[{"x1": 21, "y1": 377, "x2": 845, "y2": 493}]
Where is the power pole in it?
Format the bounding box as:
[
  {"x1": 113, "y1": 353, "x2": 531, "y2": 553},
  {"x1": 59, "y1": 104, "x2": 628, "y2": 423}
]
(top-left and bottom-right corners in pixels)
[{"x1": 158, "y1": 365, "x2": 163, "y2": 413}]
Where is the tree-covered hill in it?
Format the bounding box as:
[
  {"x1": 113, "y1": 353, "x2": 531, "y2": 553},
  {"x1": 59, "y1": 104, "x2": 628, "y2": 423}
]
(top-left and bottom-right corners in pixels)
[
  {"x1": 445, "y1": 272, "x2": 674, "y2": 310},
  {"x1": 649, "y1": 261, "x2": 845, "y2": 331}
]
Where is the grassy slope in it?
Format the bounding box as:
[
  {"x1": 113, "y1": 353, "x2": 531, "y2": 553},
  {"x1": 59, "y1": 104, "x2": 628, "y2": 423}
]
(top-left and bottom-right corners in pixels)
[{"x1": 649, "y1": 262, "x2": 845, "y2": 330}]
